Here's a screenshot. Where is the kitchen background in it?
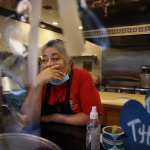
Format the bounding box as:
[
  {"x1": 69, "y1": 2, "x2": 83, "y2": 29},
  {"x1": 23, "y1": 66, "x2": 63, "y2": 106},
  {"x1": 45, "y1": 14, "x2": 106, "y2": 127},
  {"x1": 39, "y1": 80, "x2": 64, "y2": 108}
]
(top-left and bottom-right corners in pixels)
[{"x1": 0, "y1": 0, "x2": 150, "y2": 93}]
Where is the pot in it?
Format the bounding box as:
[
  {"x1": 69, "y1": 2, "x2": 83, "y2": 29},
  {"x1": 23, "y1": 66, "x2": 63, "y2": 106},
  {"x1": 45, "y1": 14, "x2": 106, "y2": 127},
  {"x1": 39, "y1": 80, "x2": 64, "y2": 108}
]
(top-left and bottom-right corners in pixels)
[
  {"x1": 0, "y1": 133, "x2": 61, "y2": 150},
  {"x1": 140, "y1": 66, "x2": 150, "y2": 88}
]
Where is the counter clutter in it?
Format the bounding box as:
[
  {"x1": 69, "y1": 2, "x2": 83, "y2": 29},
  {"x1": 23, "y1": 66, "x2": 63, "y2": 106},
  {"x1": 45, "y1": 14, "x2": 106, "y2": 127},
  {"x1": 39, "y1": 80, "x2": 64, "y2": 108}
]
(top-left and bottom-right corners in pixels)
[{"x1": 100, "y1": 92, "x2": 145, "y2": 125}]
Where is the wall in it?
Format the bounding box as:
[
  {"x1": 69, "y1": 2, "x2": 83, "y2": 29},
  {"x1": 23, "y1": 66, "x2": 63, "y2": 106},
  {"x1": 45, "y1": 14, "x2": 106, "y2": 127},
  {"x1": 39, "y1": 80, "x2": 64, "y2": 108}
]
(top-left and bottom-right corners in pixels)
[
  {"x1": 0, "y1": 16, "x2": 102, "y2": 84},
  {"x1": 0, "y1": 16, "x2": 62, "y2": 52},
  {"x1": 0, "y1": 0, "x2": 16, "y2": 10},
  {"x1": 82, "y1": 41, "x2": 102, "y2": 83},
  {"x1": 71, "y1": 41, "x2": 102, "y2": 85}
]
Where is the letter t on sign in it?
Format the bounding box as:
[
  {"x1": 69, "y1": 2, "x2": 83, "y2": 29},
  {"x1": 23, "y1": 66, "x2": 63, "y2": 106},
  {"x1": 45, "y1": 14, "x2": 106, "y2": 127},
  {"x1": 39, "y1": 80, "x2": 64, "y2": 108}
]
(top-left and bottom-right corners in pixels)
[{"x1": 127, "y1": 118, "x2": 141, "y2": 142}]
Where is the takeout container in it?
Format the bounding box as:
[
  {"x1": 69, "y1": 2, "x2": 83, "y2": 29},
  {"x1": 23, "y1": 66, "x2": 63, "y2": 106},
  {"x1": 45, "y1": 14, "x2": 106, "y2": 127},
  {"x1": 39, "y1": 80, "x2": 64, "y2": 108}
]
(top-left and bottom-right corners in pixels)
[{"x1": 102, "y1": 125, "x2": 125, "y2": 150}]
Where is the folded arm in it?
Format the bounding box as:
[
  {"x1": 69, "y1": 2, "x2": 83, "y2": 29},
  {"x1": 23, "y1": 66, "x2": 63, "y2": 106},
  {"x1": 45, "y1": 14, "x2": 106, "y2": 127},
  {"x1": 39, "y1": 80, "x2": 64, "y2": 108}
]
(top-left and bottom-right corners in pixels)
[
  {"x1": 21, "y1": 85, "x2": 43, "y2": 125},
  {"x1": 41, "y1": 112, "x2": 89, "y2": 126}
]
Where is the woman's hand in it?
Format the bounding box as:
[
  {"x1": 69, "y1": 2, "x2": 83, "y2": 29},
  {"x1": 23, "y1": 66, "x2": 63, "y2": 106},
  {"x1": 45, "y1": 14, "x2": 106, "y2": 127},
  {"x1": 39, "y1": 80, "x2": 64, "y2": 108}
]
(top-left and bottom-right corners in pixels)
[{"x1": 37, "y1": 65, "x2": 65, "y2": 86}]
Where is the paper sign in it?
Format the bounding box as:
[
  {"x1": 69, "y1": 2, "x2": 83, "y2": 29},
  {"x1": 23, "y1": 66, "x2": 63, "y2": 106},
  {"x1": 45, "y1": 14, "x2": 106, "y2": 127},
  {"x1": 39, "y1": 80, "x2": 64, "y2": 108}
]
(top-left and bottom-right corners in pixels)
[
  {"x1": 145, "y1": 89, "x2": 150, "y2": 113},
  {"x1": 120, "y1": 100, "x2": 150, "y2": 150}
]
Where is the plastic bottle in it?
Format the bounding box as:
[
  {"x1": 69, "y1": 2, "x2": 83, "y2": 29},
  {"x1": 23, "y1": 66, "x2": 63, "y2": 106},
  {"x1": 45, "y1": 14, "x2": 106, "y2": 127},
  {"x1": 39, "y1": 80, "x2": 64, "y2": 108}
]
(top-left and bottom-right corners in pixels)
[{"x1": 86, "y1": 106, "x2": 100, "y2": 150}]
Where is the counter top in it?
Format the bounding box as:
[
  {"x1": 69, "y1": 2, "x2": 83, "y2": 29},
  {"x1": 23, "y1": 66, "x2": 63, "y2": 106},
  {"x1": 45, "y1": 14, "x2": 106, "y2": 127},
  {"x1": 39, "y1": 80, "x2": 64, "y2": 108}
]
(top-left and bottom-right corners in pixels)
[{"x1": 100, "y1": 91, "x2": 145, "y2": 107}]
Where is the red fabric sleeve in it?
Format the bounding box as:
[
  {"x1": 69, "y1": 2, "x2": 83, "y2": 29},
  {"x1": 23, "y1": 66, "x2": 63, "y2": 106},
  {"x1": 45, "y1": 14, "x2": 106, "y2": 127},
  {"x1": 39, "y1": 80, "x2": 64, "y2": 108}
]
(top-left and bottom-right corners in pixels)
[{"x1": 78, "y1": 70, "x2": 103, "y2": 115}]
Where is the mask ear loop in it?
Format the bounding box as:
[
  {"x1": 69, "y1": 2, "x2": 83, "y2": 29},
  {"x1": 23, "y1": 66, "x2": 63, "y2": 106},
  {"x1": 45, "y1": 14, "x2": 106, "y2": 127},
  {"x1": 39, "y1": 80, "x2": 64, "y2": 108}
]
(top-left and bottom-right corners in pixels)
[
  {"x1": 38, "y1": 57, "x2": 42, "y2": 73},
  {"x1": 67, "y1": 58, "x2": 74, "y2": 77}
]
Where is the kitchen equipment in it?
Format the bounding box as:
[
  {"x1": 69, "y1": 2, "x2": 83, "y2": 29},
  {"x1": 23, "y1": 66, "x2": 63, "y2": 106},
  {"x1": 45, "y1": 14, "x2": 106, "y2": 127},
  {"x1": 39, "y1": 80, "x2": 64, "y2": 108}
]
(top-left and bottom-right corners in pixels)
[
  {"x1": 2, "y1": 77, "x2": 21, "y2": 93},
  {"x1": 140, "y1": 66, "x2": 150, "y2": 88},
  {"x1": 0, "y1": 104, "x2": 24, "y2": 133},
  {"x1": 0, "y1": 133, "x2": 61, "y2": 150},
  {"x1": 103, "y1": 76, "x2": 140, "y2": 88}
]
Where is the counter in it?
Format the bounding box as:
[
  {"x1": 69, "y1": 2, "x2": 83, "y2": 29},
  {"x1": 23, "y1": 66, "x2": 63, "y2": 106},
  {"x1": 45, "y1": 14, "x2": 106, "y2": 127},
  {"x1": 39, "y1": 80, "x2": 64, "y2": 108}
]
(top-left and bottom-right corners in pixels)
[{"x1": 100, "y1": 92, "x2": 145, "y2": 125}]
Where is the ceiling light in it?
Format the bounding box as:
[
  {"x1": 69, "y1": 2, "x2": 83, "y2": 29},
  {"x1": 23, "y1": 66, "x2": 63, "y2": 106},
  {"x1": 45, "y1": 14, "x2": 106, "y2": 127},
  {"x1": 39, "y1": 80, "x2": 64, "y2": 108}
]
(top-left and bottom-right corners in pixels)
[
  {"x1": 52, "y1": 22, "x2": 59, "y2": 26},
  {"x1": 40, "y1": 24, "x2": 46, "y2": 28},
  {"x1": 20, "y1": 15, "x2": 28, "y2": 22},
  {"x1": 131, "y1": 0, "x2": 140, "y2": 1},
  {"x1": 42, "y1": 5, "x2": 52, "y2": 10},
  {"x1": 78, "y1": 26, "x2": 83, "y2": 30}
]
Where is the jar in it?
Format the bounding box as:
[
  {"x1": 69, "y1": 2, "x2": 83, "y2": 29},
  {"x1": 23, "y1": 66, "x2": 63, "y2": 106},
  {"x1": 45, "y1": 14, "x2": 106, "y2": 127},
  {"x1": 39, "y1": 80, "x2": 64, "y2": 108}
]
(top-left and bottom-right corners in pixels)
[{"x1": 140, "y1": 66, "x2": 150, "y2": 88}]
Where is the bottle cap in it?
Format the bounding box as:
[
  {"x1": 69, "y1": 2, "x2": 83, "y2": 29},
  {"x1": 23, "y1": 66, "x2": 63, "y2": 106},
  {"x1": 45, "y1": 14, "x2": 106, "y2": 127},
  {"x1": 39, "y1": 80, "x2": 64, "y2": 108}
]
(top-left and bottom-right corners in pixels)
[{"x1": 90, "y1": 106, "x2": 98, "y2": 119}]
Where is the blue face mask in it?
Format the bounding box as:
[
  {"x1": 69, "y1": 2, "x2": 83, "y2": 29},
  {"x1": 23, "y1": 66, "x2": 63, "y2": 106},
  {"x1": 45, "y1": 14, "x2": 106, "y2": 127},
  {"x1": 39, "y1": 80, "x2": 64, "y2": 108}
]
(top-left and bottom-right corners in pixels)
[{"x1": 50, "y1": 74, "x2": 70, "y2": 85}]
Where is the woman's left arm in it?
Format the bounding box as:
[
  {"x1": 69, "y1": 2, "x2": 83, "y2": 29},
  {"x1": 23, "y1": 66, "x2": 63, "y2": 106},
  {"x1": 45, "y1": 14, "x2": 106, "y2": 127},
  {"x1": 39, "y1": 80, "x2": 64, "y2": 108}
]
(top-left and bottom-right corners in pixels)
[{"x1": 41, "y1": 112, "x2": 89, "y2": 126}]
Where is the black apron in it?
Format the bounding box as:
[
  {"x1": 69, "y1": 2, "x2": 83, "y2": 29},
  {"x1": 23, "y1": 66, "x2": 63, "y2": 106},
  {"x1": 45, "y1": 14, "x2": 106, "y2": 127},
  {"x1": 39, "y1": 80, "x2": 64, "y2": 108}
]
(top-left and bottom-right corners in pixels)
[
  {"x1": 41, "y1": 71, "x2": 73, "y2": 116},
  {"x1": 40, "y1": 70, "x2": 86, "y2": 150}
]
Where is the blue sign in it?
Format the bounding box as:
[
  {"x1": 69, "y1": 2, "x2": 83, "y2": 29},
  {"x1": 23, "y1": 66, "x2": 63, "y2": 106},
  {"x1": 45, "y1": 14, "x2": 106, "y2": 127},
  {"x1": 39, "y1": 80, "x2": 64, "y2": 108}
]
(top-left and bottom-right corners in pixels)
[{"x1": 120, "y1": 100, "x2": 150, "y2": 150}]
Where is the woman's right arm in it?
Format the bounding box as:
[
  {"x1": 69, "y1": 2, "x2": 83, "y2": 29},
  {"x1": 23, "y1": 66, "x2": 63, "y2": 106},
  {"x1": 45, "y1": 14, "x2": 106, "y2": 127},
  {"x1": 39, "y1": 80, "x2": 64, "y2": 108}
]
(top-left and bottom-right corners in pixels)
[
  {"x1": 21, "y1": 84, "x2": 43, "y2": 125},
  {"x1": 21, "y1": 65, "x2": 65, "y2": 125},
  {"x1": 20, "y1": 67, "x2": 52, "y2": 124}
]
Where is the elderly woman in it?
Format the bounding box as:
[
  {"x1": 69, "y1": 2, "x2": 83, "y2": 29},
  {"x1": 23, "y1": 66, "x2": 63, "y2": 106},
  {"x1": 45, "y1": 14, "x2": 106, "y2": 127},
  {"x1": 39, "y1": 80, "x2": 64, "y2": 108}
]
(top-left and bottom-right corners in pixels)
[{"x1": 21, "y1": 39, "x2": 103, "y2": 149}]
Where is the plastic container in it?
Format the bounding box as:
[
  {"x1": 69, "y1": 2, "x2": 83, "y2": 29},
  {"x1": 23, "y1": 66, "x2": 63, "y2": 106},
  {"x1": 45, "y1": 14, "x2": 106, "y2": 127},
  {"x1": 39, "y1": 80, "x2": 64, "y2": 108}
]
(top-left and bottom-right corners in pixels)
[
  {"x1": 86, "y1": 106, "x2": 100, "y2": 150},
  {"x1": 140, "y1": 66, "x2": 150, "y2": 88}
]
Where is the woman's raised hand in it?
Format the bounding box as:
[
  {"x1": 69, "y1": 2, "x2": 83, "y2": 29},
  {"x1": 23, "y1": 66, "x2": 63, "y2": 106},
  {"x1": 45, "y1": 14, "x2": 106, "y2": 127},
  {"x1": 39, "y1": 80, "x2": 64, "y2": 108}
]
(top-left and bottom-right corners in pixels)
[{"x1": 36, "y1": 65, "x2": 65, "y2": 86}]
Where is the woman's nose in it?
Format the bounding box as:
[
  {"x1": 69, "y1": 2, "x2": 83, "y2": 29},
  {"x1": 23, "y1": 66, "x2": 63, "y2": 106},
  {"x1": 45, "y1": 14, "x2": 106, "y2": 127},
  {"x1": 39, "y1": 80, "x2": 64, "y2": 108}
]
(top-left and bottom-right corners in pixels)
[{"x1": 45, "y1": 59, "x2": 55, "y2": 67}]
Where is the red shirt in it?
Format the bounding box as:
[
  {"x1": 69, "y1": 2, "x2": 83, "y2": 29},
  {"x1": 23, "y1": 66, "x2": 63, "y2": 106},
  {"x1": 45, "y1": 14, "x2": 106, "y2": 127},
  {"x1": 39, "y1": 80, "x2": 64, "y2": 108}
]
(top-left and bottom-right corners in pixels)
[{"x1": 43, "y1": 68, "x2": 103, "y2": 115}]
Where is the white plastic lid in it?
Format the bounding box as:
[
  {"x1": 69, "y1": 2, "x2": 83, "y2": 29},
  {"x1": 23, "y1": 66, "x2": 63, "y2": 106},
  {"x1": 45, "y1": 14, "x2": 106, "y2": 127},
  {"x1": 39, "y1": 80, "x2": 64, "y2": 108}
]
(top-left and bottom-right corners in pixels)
[{"x1": 90, "y1": 106, "x2": 98, "y2": 119}]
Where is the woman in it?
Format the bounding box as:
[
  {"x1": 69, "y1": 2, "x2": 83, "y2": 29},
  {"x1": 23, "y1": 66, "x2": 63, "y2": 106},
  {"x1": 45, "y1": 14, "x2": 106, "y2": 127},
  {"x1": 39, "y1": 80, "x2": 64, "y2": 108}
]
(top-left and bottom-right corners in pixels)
[{"x1": 21, "y1": 39, "x2": 103, "y2": 149}]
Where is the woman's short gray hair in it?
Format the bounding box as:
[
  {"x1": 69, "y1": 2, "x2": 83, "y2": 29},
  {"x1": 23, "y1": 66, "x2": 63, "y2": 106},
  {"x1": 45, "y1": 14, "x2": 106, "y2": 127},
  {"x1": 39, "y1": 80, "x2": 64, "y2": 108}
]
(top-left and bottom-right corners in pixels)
[
  {"x1": 42, "y1": 39, "x2": 67, "y2": 56},
  {"x1": 41, "y1": 39, "x2": 72, "y2": 70}
]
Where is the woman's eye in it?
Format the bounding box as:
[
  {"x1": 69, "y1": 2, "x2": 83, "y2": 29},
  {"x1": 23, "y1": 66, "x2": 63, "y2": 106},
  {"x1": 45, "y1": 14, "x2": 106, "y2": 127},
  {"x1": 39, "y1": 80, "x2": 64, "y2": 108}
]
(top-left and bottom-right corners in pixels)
[
  {"x1": 51, "y1": 57, "x2": 60, "y2": 61},
  {"x1": 39, "y1": 56, "x2": 61, "y2": 64},
  {"x1": 42, "y1": 58, "x2": 49, "y2": 63}
]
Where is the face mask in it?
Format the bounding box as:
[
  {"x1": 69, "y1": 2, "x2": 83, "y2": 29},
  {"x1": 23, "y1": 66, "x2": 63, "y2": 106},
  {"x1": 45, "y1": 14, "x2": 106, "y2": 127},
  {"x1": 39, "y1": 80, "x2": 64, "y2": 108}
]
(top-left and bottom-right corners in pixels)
[{"x1": 50, "y1": 74, "x2": 69, "y2": 85}]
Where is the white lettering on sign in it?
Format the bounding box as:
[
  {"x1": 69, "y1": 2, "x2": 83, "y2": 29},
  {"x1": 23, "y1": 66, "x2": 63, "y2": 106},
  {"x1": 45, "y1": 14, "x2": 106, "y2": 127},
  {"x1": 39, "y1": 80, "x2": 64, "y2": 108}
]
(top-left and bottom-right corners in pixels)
[
  {"x1": 127, "y1": 118, "x2": 150, "y2": 145},
  {"x1": 146, "y1": 96, "x2": 150, "y2": 114},
  {"x1": 127, "y1": 118, "x2": 141, "y2": 142},
  {"x1": 138, "y1": 125, "x2": 150, "y2": 145}
]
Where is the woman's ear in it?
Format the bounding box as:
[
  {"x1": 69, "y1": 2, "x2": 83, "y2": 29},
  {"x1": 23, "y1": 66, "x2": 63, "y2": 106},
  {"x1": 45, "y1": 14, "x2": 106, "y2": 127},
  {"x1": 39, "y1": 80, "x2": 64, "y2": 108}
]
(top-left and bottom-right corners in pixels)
[
  {"x1": 69, "y1": 58, "x2": 73, "y2": 67},
  {"x1": 38, "y1": 57, "x2": 43, "y2": 72}
]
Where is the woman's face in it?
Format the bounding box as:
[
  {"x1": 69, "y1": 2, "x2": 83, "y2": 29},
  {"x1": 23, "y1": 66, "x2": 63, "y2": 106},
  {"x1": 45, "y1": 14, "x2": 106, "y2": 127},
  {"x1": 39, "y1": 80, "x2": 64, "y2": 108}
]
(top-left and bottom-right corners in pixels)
[{"x1": 40, "y1": 47, "x2": 67, "y2": 73}]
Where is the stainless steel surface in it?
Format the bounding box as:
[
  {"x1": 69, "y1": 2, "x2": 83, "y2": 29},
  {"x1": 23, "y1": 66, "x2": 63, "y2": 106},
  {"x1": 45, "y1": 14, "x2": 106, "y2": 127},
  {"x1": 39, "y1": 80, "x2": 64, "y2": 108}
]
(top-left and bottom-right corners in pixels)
[
  {"x1": 102, "y1": 48, "x2": 150, "y2": 89},
  {"x1": 104, "y1": 86, "x2": 135, "y2": 93},
  {"x1": 0, "y1": 105, "x2": 24, "y2": 133},
  {"x1": 103, "y1": 75, "x2": 140, "y2": 88},
  {"x1": 135, "y1": 88, "x2": 148, "y2": 94},
  {"x1": 2, "y1": 77, "x2": 21, "y2": 93},
  {"x1": 103, "y1": 86, "x2": 148, "y2": 94},
  {"x1": 0, "y1": 133, "x2": 61, "y2": 150}
]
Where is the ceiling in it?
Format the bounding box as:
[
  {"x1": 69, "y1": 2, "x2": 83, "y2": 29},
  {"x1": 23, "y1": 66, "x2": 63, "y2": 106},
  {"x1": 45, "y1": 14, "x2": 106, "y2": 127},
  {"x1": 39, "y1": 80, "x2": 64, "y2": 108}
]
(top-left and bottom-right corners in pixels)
[
  {"x1": 86, "y1": 0, "x2": 150, "y2": 27},
  {"x1": 0, "y1": 0, "x2": 61, "y2": 27},
  {"x1": 0, "y1": 0, "x2": 150, "y2": 28},
  {"x1": 41, "y1": 0, "x2": 61, "y2": 27},
  {"x1": 1, "y1": 0, "x2": 150, "y2": 48}
]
